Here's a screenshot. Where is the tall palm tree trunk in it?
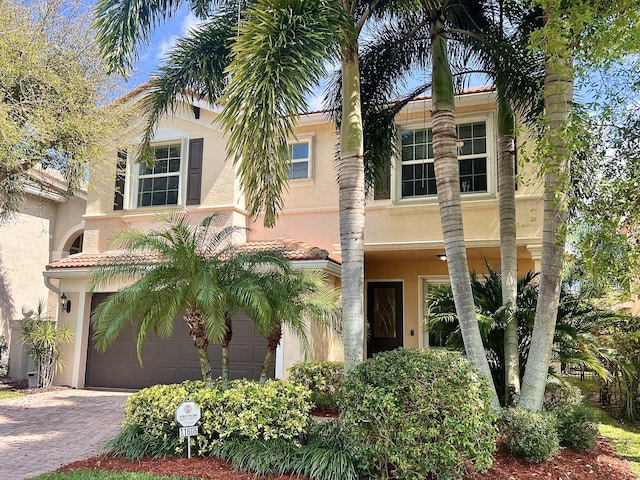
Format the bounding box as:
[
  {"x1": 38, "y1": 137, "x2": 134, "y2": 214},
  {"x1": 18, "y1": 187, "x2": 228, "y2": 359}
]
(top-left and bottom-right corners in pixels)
[
  {"x1": 339, "y1": 39, "x2": 366, "y2": 373},
  {"x1": 498, "y1": 99, "x2": 519, "y2": 405},
  {"x1": 430, "y1": 20, "x2": 500, "y2": 410},
  {"x1": 185, "y1": 306, "x2": 213, "y2": 384},
  {"x1": 260, "y1": 323, "x2": 282, "y2": 386},
  {"x1": 220, "y1": 314, "x2": 233, "y2": 390},
  {"x1": 519, "y1": 5, "x2": 573, "y2": 411}
]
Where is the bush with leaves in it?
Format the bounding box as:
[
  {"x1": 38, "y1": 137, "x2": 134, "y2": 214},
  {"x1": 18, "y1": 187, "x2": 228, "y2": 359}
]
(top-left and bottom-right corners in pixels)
[
  {"x1": 543, "y1": 381, "x2": 584, "y2": 411},
  {"x1": 500, "y1": 408, "x2": 559, "y2": 462},
  {"x1": 209, "y1": 421, "x2": 361, "y2": 480},
  {"x1": 288, "y1": 361, "x2": 344, "y2": 411},
  {"x1": 553, "y1": 403, "x2": 599, "y2": 452},
  {"x1": 339, "y1": 348, "x2": 497, "y2": 480},
  {"x1": 108, "y1": 379, "x2": 312, "y2": 459},
  {"x1": 0, "y1": 335, "x2": 8, "y2": 376},
  {"x1": 19, "y1": 301, "x2": 73, "y2": 388}
]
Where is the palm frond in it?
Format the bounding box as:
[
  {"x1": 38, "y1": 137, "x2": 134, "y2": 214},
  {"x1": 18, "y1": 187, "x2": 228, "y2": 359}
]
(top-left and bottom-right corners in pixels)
[
  {"x1": 218, "y1": 0, "x2": 345, "y2": 226},
  {"x1": 94, "y1": 0, "x2": 187, "y2": 76},
  {"x1": 136, "y1": 7, "x2": 239, "y2": 158}
]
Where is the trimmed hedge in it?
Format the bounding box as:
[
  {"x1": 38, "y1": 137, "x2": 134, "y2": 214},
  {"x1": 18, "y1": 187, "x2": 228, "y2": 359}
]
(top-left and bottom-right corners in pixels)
[
  {"x1": 339, "y1": 348, "x2": 497, "y2": 480},
  {"x1": 107, "y1": 379, "x2": 312, "y2": 459},
  {"x1": 501, "y1": 407, "x2": 559, "y2": 462},
  {"x1": 288, "y1": 361, "x2": 344, "y2": 411}
]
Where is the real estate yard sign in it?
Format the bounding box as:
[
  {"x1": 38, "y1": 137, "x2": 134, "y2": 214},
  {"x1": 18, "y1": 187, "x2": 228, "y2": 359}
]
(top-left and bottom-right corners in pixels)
[{"x1": 176, "y1": 401, "x2": 200, "y2": 458}]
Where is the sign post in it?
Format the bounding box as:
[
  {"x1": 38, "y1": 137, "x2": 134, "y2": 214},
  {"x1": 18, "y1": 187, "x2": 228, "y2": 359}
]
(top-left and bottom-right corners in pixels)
[{"x1": 175, "y1": 401, "x2": 201, "y2": 458}]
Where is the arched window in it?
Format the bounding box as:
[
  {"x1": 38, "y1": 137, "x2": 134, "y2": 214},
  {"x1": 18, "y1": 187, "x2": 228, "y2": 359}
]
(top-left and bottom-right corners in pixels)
[{"x1": 69, "y1": 233, "x2": 83, "y2": 255}]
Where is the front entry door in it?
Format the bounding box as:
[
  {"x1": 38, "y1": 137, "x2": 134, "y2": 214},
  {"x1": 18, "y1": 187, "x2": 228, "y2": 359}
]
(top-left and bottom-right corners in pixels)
[{"x1": 366, "y1": 282, "x2": 403, "y2": 357}]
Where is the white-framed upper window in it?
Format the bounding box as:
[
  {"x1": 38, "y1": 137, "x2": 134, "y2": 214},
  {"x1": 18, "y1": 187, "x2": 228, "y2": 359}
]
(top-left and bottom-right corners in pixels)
[
  {"x1": 286, "y1": 138, "x2": 312, "y2": 180},
  {"x1": 400, "y1": 118, "x2": 491, "y2": 199},
  {"x1": 136, "y1": 143, "x2": 182, "y2": 207}
]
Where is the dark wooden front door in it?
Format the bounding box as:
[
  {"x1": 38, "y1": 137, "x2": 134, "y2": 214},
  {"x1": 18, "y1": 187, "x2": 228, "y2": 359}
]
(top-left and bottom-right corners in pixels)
[{"x1": 366, "y1": 282, "x2": 403, "y2": 357}]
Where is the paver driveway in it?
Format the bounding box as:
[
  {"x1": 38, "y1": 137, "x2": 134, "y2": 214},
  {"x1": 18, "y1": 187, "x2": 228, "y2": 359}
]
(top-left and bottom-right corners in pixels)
[{"x1": 0, "y1": 389, "x2": 130, "y2": 480}]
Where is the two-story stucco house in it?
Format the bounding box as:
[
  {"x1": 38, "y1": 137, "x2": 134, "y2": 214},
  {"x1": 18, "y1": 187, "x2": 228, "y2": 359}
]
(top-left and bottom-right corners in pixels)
[
  {"x1": 0, "y1": 169, "x2": 86, "y2": 379},
  {"x1": 44, "y1": 84, "x2": 543, "y2": 389}
]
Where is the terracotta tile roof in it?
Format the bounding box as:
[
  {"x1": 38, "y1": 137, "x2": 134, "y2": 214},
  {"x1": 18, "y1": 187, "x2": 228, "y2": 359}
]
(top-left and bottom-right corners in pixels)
[{"x1": 46, "y1": 238, "x2": 340, "y2": 270}]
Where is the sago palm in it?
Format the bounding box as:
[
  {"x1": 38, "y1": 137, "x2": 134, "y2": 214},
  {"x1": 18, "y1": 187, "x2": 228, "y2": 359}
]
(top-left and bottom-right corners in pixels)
[
  {"x1": 253, "y1": 267, "x2": 340, "y2": 385},
  {"x1": 89, "y1": 212, "x2": 286, "y2": 386}
]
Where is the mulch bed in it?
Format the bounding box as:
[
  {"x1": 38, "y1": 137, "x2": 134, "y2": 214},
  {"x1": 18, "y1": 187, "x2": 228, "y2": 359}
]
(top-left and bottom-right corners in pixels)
[
  {"x1": 0, "y1": 375, "x2": 70, "y2": 394},
  {"x1": 59, "y1": 438, "x2": 635, "y2": 480},
  {"x1": 4, "y1": 375, "x2": 636, "y2": 479}
]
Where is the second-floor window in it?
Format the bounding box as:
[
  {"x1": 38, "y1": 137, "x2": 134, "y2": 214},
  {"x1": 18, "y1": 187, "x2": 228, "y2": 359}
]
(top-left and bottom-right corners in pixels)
[
  {"x1": 287, "y1": 141, "x2": 310, "y2": 179},
  {"x1": 137, "y1": 143, "x2": 181, "y2": 207},
  {"x1": 401, "y1": 121, "x2": 488, "y2": 199}
]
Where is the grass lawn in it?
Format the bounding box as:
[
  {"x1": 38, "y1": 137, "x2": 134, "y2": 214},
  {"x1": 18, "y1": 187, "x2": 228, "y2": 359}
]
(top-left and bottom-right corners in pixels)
[
  {"x1": 0, "y1": 390, "x2": 24, "y2": 400},
  {"x1": 565, "y1": 376, "x2": 640, "y2": 476},
  {"x1": 32, "y1": 470, "x2": 193, "y2": 480}
]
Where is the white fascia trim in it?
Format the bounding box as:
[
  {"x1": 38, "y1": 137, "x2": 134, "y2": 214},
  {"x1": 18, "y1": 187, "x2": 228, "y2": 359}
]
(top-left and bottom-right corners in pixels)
[
  {"x1": 290, "y1": 260, "x2": 341, "y2": 277},
  {"x1": 24, "y1": 184, "x2": 67, "y2": 202},
  {"x1": 43, "y1": 268, "x2": 90, "y2": 280},
  {"x1": 297, "y1": 112, "x2": 330, "y2": 126},
  {"x1": 365, "y1": 237, "x2": 543, "y2": 251}
]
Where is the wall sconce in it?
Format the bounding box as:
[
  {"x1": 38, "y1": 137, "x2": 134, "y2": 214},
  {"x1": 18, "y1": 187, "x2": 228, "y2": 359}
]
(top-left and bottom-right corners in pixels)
[
  {"x1": 59, "y1": 293, "x2": 71, "y2": 313},
  {"x1": 436, "y1": 254, "x2": 447, "y2": 261}
]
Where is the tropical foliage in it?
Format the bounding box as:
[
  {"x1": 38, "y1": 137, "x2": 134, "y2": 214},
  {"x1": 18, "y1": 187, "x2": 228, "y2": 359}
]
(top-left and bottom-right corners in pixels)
[
  {"x1": 0, "y1": 0, "x2": 126, "y2": 221},
  {"x1": 253, "y1": 268, "x2": 340, "y2": 385},
  {"x1": 426, "y1": 265, "x2": 623, "y2": 404},
  {"x1": 19, "y1": 300, "x2": 73, "y2": 388},
  {"x1": 89, "y1": 212, "x2": 287, "y2": 386}
]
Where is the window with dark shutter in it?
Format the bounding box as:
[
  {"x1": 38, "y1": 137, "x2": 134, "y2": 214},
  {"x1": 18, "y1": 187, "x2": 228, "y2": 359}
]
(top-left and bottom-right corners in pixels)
[
  {"x1": 186, "y1": 138, "x2": 203, "y2": 205},
  {"x1": 113, "y1": 150, "x2": 127, "y2": 211}
]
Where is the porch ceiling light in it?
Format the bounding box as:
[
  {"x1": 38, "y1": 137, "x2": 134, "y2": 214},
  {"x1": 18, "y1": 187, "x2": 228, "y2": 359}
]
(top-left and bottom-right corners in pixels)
[{"x1": 436, "y1": 254, "x2": 447, "y2": 261}]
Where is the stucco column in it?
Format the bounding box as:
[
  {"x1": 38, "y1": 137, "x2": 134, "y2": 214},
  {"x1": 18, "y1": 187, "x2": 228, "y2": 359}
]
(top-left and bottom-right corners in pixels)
[
  {"x1": 526, "y1": 244, "x2": 543, "y2": 274},
  {"x1": 69, "y1": 291, "x2": 92, "y2": 388}
]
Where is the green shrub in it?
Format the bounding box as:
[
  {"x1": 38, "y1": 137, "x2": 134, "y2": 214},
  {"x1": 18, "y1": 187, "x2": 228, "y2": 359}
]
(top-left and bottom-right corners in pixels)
[
  {"x1": 554, "y1": 404, "x2": 599, "y2": 452},
  {"x1": 288, "y1": 361, "x2": 344, "y2": 411},
  {"x1": 108, "y1": 380, "x2": 207, "y2": 458},
  {"x1": 501, "y1": 407, "x2": 559, "y2": 462},
  {"x1": 543, "y1": 382, "x2": 583, "y2": 411},
  {"x1": 339, "y1": 348, "x2": 497, "y2": 480},
  {"x1": 108, "y1": 379, "x2": 312, "y2": 459},
  {"x1": 209, "y1": 421, "x2": 361, "y2": 480}
]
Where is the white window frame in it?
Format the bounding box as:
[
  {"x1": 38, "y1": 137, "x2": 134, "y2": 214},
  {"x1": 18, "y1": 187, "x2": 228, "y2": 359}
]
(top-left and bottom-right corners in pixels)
[
  {"x1": 124, "y1": 129, "x2": 189, "y2": 210},
  {"x1": 395, "y1": 113, "x2": 495, "y2": 203},
  {"x1": 418, "y1": 275, "x2": 451, "y2": 349},
  {"x1": 287, "y1": 134, "x2": 314, "y2": 184}
]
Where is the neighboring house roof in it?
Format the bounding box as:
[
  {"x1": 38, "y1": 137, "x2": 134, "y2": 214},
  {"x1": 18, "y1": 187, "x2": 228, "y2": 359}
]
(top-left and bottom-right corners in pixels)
[{"x1": 45, "y1": 237, "x2": 340, "y2": 270}]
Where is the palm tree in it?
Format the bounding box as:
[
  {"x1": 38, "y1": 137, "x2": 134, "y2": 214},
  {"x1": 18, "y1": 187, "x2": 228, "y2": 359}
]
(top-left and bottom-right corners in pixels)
[
  {"x1": 517, "y1": 2, "x2": 573, "y2": 411},
  {"x1": 426, "y1": 266, "x2": 620, "y2": 403},
  {"x1": 94, "y1": 0, "x2": 405, "y2": 373},
  {"x1": 90, "y1": 212, "x2": 285, "y2": 386},
  {"x1": 252, "y1": 267, "x2": 340, "y2": 385}
]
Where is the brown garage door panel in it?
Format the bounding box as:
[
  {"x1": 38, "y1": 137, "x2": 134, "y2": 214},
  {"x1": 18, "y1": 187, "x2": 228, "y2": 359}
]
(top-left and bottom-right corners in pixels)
[{"x1": 86, "y1": 294, "x2": 275, "y2": 389}]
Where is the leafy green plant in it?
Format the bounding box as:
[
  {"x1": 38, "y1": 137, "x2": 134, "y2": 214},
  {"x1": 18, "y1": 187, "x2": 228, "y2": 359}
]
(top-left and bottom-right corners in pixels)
[
  {"x1": 500, "y1": 408, "x2": 559, "y2": 462},
  {"x1": 209, "y1": 421, "x2": 361, "y2": 480},
  {"x1": 543, "y1": 381, "x2": 584, "y2": 411},
  {"x1": 427, "y1": 266, "x2": 622, "y2": 403},
  {"x1": 108, "y1": 379, "x2": 312, "y2": 459},
  {"x1": 0, "y1": 335, "x2": 8, "y2": 376},
  {"x1": 554, "y1": 404, "x2": 599, "y2": 452},
  {"x1": 339, "y1": 348, "x2": 497, "y2": 480},
  {"x1": 288, "y1": 361, "x2": 344, "y2": 410},
  {"x1": 19, "y1": 300, "x2": 73, "y2": 388}
]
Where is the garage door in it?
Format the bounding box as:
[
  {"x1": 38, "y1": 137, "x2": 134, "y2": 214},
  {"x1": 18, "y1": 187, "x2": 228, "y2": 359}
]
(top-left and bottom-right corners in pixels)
[{"x1": 85, "y1": 293, "x2": 275, "y2": 389}]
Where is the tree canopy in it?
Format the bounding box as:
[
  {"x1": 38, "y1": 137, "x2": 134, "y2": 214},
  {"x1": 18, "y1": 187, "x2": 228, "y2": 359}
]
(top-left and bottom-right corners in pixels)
[{"x1": 0, "y1": 0, "x2": 127, "y2": 221}]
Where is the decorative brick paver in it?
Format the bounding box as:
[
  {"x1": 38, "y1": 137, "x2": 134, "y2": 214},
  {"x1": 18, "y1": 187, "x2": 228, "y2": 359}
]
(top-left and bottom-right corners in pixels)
[{"x1": 0, "y1": 389, "x2": 130, "y2": 479}]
